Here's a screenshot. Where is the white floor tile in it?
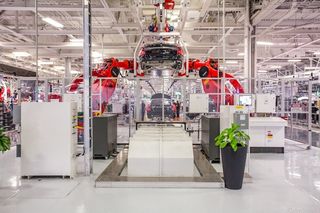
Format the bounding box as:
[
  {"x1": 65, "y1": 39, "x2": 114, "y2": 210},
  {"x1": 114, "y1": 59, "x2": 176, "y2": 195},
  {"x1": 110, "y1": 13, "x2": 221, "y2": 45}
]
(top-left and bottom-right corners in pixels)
[{"x1": 1, "y1": 140, "x2": 320, "y2": 213}]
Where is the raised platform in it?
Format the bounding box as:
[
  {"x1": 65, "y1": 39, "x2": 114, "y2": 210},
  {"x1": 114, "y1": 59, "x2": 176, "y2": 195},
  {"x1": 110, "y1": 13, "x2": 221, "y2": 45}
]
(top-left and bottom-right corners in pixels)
[
  {"x1": 135, "y1": 121, "x2": 187, "y2": 131},
  {"x1": 95, "y1": 147, "x2": 224, "y2": 188}
]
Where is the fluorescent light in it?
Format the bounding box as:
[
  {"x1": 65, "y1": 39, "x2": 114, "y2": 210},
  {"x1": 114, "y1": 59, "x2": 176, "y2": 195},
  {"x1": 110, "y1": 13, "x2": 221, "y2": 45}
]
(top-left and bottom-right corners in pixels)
[
  {"x1": 38, "y1": 60, "x2": 54, "y2": 65},
  {"x1": 70, "y1": 38, "x2": 83, "y2": 43},
  {"x1": 68, "y1": 38, "x2": 83, "y2": 47},
  {"x1": 71, "y1": 70, "x2": 80, "y2": 74},
  {"x1": 54, "y1": 66, "x2": 64, "y2": 70},
  {"x1": 226, "y1": 60, "x2": 238, "y2": 64},
  {"x1": 288, "y1": 59, "x2": 301, "y2": 62},
  {"x1": 92, "y1": 51, "x2": 102, "y2": 58},
  {"x1": 258, "y1": 70, "x2": 268, "y2": 73},
  {"x1": 93, "y1": 58, "x2": 103, "y2": 64},
  {"x1": 257, "y1": 41, "x2": 274, "y2": 46},
  {"x1": 313, "y1": 52, "x2": 320, "y2": 55},
  {"x1": 270, "y1": 65, "x2": 281, "y2": 69},
  {"x1": 42, "y1": 17, "x2": 64, "y2": 28},
  {"x1": 238, "y1": 52, "x2": 245, "y2": 56},
  {"x1": 12, "y1": 51, "x2": 30, "y2": 57},
  {"x1": 305, "y1": 67, "x2": 320, "y2": 70},
  {"x1": 169, "y1": 15, "x2": 179, "y2": 20}
]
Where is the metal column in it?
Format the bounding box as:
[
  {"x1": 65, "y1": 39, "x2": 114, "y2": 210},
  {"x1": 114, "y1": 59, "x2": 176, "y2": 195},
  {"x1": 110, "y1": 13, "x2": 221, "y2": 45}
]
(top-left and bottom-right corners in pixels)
[
  {"x1": 281, "y1": 79, "x2": 285, "y2": 116},
  {"x1": 135, "y1": 79, "x2": 141, "y2": 121},
  {"x1": 162, "y1": 78, "x2": 165, "y2": 121},
  {"x1": 65, "y1": 57, "x2": 72, "y2": 86},
  {"x1": 251, "y1": 26, "x2": 256, "y2": 93},
  {"x1": 83, "y1": 0, "x2": 93, "y2": 175},
  {"x1": 34, "y1": 0, "x2": 39, "y2": 101},
  {"x1": 182, "y1": 78, "x2": 187, "y2": 122},
  {"x1": 221, "y1": 0, "x2": 226, "y2": 104},
  {"x1": 307, "y1": 80, "x2": 312, "y2": 149},
  {"x1": 244, "y1": 0, "x2": 252, "y2": 93}
]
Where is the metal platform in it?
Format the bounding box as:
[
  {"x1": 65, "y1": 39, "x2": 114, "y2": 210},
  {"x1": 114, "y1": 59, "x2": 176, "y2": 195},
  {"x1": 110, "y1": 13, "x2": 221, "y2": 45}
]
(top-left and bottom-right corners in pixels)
[{"x1": 95, "y1": 147, "x2": 224, "y2": 188}]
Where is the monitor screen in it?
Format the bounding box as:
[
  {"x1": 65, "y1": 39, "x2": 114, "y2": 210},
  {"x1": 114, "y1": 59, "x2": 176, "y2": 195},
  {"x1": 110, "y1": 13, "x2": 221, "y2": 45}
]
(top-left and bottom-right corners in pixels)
[{"x1": 239, "y1": 95, "x2": 252, "y2": 106}]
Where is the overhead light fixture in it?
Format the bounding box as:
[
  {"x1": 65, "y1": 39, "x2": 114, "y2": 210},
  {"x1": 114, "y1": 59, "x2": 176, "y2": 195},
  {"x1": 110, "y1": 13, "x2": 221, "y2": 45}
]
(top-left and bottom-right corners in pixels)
[
  {"x1": 288, "y1": 59, "x2": 301, "y2": 62},
  {"x1": 42, "y1": 17, "x2": 64, "y2": 28},
  {"x1": 238, "y1": 52, "x2": 245, "y2": 56},
  {"x1": 270, "y1": 65, "x2": 281, "y2": 69},
  {"x1": 92, "y1": 51, "x2": 102, "y2": 58},
  {"x1": 226, "y1": 60, "x2": 238, "y2": 64},
  {"x1": 257, "y1": 41, "x2": 274, "y2": 46},
  {"x1": 38, "y1": 60, "x2": 54, "y2": 65},
  {"x1": 68, "y1": 38, "x2": 84, "y2": 47},
  {"x1": 258, "y1": 70, "x2": 268, "y2": 73},
  {"x1": 93, "y1": 58, "x2": 103, "y2": 64},
  {"x1": 12, "y1": 51, "x2": 30, "y2": 57},
  {"x1": 70, "y1": 38, "x2": 83, "y2": 43},
  {"x1": 54, "y1": 66, "x2": 64, "y2": 70},
  {"x1": 313, "y1": 52, "x2": 320, "y2": 55},
  {"x1": 305, "y1": 67, "x2": 320, "y2": 70},
  {"x1": 71, "y1": 70, "x2": 80, "y2": 74}
]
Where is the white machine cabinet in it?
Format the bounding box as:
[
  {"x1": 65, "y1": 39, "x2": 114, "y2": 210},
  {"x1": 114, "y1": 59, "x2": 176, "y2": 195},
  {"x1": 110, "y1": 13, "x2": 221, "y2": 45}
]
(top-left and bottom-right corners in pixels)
[
  {"x1": 249, "y1": 117, "x2": 287, "y2": 153},
  {"x1": 189, "y1": 93, "x2": 209, "y2": 113},
  {"x1": 256, "y1": 94, "x2": 276, "y2": 113},
  {"x1": 21, "y1": 102, "x2": 77, "y2": 177}
]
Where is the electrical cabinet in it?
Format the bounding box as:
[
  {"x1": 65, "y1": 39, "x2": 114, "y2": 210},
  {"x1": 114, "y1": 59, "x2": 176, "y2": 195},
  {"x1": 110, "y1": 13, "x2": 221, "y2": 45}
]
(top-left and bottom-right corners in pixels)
[
  {"x1": 21, "y1": 102, "x2": 77, "y2": 177},
  {"x1": 256, "y1": 94, "x2": 276, "y2": 113},
  {"x1": 93, "y1": 114, "x2": 117, "y2": 158},
  {"x1": 189, "y1": 94, "x2": 209, "y2": 113},
  {"x1": 200, "y1": 115, "x2": 220, "y2": 162}
]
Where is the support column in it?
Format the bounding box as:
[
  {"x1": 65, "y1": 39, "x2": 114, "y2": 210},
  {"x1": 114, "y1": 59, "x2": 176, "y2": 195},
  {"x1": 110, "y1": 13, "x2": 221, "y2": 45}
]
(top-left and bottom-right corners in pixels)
[
  {"x1": 244, "y1": 0, "x2": 253, "y2": 93},
  {"x1": 135, "y1": 79, "x2": 141, "y2": 121},
  {"x1": 221, "y1": 0, "x2": 226, "y2": 104},
  {"x1": 65, "y1": 57, "x2": 71, "y2": 85},
  {"x1": 35, "y1": 0, "x2": 39, "y2": 101},
  {"x1": 251, "y1": 26, "x2": 256, "y2": 93},
  {"x1": 281, "y1": 79, "x2": 285, "y2": 116},
  {"x1": 182, "y1": 78, "x2": 187, "y2": 122},
  {"x1": 307, "y1": 80, "x2": 312, "y2": 149},
  {"x1": 83, "y1": 0, "x2": 93, "y2": 175}
]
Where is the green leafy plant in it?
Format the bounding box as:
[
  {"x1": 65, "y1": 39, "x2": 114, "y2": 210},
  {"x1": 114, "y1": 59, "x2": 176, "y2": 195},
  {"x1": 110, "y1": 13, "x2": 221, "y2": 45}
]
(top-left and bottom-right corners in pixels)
[
  {"x1": 215, "y1": 123, "x2": 250, "y2": 152},
  {"x1": 0, "y1": 128, "x2": 11, "y2": 153}
]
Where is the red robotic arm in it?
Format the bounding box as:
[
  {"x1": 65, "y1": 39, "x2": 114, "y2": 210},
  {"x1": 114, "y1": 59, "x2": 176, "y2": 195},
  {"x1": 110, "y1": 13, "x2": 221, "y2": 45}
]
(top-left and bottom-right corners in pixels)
[
  {"x1": 69, "y1": 58, "x2": 140, "y2": 113},
  {"x1": 182, "y1": 58, "x2": 244, "y2": 106}
]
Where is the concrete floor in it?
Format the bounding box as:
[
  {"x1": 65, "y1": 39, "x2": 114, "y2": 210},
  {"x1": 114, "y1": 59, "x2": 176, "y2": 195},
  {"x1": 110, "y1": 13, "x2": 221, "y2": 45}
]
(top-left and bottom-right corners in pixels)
[{"x1": 1, "y1": 140, "x2": 320, "y2": 213}]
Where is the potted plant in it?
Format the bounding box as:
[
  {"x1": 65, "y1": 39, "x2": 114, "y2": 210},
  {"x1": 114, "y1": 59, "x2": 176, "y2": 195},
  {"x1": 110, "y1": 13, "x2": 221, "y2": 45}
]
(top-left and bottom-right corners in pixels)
[
  {"x1": 0, "y1": 128, "x2": 11, "y2": 153},
  {"x1": 215, "y1": 123, "x2": 250, "y2": 190}
]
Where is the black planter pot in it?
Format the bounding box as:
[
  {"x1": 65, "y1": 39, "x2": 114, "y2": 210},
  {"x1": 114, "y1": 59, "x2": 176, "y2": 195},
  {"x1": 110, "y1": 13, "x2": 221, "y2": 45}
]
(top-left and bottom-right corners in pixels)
[{"x1": 221, "y1": 145, "x2": 247, "y2": 190}]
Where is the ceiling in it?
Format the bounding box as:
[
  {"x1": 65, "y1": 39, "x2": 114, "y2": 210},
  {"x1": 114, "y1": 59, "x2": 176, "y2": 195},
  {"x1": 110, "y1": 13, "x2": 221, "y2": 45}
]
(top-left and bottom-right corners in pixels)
[{"x1": 0, "y1": 0, "x2": 319, "y2": 78}]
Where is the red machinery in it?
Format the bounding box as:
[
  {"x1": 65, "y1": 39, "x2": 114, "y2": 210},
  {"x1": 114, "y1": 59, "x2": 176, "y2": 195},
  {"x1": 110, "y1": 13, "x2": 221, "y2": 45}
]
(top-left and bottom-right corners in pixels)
[
  {"x1": 179, "y1": 58, "x2": 244, "y2": 106},
  {"x1": 69, "y1": 57, "x2": 244, "y2": 114},
  {"x1": 69, "y1": 58, "x2": 140, "y2": 113}
]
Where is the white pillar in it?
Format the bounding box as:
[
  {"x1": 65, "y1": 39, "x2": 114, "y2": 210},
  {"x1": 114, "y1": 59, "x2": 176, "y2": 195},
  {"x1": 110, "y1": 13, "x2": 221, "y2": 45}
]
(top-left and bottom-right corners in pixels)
[
  {"x1": 83, "y1": 0, "x2": 93, "y2": 175},
  {"x1": 244, "y1": 0, "x2": 251, "y2": 93},
  {"x1": 65, "y1": 57, "x2": 71, "y2": 84}
]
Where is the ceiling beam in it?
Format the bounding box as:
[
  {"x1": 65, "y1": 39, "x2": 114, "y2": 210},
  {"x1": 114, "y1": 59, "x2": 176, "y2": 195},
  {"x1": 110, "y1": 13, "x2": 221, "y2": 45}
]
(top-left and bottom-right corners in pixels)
[
  {"x1": 0, "y1": 6, "x2": 131, "y2": 12},
  {"x1": 258, "y1": 38, "x2": 320, "y2": 64},
  {"x1": 199, "y1": 0, "x2": 213, "y2": 19},
  {"x1": 0, "y1": 25, "x2": 34, "y2": 43},
  {"x1": 257, "y1": 3, "x2": 297, "y2": 37},
  {"x1": 252, "y1": 0, "x2": 286, "y2": 25},
  {"x1": 99, "y1": 0, "x2": 128, "y2": 44}
]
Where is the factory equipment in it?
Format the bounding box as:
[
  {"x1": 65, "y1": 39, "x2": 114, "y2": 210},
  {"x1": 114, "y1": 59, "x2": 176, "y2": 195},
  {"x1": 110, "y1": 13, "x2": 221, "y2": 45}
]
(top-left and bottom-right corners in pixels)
[
  {"x1": 200, "y1": 115, "x2": 220, "y2": 162},
  {"x1": 21, "y1": 102, "x2": 77, "y2": 178},
  {"x1": 93, "y1": 114, "x2": 117, "y2": 159}
]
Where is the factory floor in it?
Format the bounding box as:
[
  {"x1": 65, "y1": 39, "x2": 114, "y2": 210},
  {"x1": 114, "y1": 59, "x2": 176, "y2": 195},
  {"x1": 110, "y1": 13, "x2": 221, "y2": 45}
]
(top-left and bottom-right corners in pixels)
[{"x1": 1, "y1": 140, "x2": 320, "y2": 213}]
